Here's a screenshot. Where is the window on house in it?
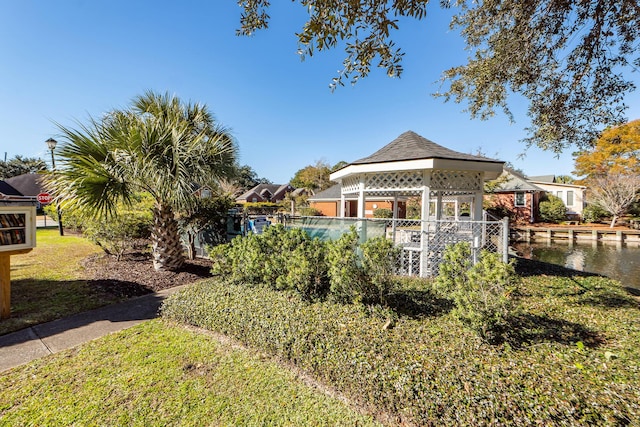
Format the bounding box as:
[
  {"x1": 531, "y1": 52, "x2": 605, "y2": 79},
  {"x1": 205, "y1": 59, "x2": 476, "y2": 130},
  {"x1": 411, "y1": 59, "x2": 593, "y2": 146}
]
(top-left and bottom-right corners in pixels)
[
  {"x1": 514, "y1": 192, "x2": 526, "y2": 207},
  {"x1": 556, "y1": 191, "x2": 563, "y2": 201},
  {"x1": 252, "y1": 197, "x2": 257, "y2": 202},
  {"x1": 566, "y1": 190, "x2": 574, "y2": 206}
]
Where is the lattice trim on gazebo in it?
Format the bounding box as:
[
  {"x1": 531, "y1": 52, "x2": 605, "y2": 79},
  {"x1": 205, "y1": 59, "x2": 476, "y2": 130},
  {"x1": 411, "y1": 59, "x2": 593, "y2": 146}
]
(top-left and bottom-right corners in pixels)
[
  {"x1": 366, "y1": 171, "x2": 424, "y2": 191},
  {"x1": 341, "y1": 176, "x2": 360, "y2": 193},
  {"x1": 430, "y1": 170, "x2": 482, "y2": 191}
]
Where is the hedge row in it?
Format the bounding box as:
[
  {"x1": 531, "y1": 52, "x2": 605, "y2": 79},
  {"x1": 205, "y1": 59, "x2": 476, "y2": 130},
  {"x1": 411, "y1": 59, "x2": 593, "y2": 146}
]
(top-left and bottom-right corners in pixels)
[
  {"x1": 162, "y1": 275, "x2": 640, "y2": 426},
  {"x1": 209, "y1": 225, "x2": 399, "y2": 306}
]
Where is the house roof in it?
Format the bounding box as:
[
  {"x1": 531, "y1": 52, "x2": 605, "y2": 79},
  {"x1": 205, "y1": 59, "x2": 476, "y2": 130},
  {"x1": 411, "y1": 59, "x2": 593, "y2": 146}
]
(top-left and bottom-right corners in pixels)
[
  {"x1": 236, "y1": 183, "x2": 293, "y2": 202},
  {"x1": 308, "y1": 184, "x2": 341, "y2": 201},
  {"x1": 494, "y1": 168, "x2": 544, "y2": 192},
  {"x1": 349, "y1": 130, "x2": 499, "y2": 166},
  {"x1": 0, "y1": 181, "x2": 23, "y2": 196},
  {"x1": 527, "y1": 175, "x2": 556, "y2": 183},
  {"x1": 4, "y1": 173, "x2": 47, "y2": 196}
]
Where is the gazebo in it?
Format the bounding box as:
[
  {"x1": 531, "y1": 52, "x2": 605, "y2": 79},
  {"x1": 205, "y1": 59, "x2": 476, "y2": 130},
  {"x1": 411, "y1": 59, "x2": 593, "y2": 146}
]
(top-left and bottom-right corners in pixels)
[{"x1": 329, "y1": 131, "x2": 506, "y2": 276}]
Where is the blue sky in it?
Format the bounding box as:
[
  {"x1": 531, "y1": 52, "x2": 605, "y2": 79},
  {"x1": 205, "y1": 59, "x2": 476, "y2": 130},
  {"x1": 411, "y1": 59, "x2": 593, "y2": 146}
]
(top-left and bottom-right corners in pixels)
[{"x1": 2, "y1": 1, "x2": 639, "y2": 184}]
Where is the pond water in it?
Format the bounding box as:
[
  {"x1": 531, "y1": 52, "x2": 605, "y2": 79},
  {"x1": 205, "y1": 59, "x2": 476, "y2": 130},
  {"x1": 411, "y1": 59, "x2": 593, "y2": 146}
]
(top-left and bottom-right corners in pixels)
[{"x1": 513, "y1": 241, "x2": 640, "y2": 290}]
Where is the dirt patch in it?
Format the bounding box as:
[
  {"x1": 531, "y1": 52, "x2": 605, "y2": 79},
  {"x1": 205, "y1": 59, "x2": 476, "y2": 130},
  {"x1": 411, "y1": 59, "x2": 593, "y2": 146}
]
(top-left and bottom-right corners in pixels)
[{"x1": 82, "y1": 251, "x2": 213, "y2": 298}]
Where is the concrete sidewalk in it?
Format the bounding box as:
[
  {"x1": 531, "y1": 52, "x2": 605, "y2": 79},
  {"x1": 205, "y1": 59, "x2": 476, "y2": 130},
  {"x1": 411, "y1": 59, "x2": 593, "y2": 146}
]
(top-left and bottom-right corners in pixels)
[{"x1": 0, "y1": 286, "x2": 185, "y2": 372}]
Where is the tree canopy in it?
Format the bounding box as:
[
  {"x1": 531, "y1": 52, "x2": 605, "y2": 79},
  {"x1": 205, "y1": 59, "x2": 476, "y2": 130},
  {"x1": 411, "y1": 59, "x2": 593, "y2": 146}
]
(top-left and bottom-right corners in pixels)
[
  {"x1": 233, "y1": 164, "x2": 271, "y2": 191},
  {"x1": 238, "y1": 0, "x2": 640, "y2": 152},
  {"x1": 574, "y1": 119, "x2": 640, "y2": 179},
  {"x1": 0, "y1": 155, "x2": 47, "y2": 179},
  {"x1": 290, "y1": 160, "x2": 340, "y2": 192}
]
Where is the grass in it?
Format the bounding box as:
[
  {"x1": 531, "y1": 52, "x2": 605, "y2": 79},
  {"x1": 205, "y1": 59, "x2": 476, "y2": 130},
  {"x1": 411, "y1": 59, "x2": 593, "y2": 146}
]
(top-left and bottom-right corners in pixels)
[
  {"x1": 0, "y1": 320, "x2": 380, "y2": 427},
  {"x1": 0, "y1": 228, "x2": 115, "y2": 335}
]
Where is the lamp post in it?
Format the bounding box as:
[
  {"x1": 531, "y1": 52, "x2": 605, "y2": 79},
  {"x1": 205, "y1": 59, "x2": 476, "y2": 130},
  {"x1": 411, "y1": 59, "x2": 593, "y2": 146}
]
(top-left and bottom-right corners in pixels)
[{"x1": 45, "y1": 138, "x2": 64, "y2": 236}]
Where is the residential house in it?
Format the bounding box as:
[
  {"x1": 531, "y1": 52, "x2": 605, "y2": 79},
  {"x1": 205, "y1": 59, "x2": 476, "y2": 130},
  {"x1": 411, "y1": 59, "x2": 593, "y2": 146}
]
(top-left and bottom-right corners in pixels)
[
  {"x1": 0, "y1": 179, "x2": 36, "y2": 204},
  {"x1": 309, "y1": 183, "x2": 407, "y2": 218},
  {"x1": 485, "y1": 169, "x2": 587, "y2": 223},
  {"x1": 484, "y1": 169, "x2": 543, "y2": 223},
  {"x1": 4, "y1": 173, "x2": 46, "y2": 198},
  {"x1": 236, "y1": 183, "x2": 295, "y2": 204},
  {"x1": 527, "y1": 175, "x2": 586, "y2": 219}
]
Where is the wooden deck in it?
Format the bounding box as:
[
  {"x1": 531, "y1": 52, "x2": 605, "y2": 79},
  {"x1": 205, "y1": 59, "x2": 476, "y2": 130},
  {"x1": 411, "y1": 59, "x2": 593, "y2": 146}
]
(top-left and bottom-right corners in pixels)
[{"x1": 511, "y1": 226, "x2": 640, "y2": 244}]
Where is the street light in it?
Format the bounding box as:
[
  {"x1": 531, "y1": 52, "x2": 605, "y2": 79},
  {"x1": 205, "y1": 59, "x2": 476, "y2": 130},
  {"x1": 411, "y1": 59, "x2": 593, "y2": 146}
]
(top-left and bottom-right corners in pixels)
[{"x1": 45, "y1": 138, "x2": 64, "y2": 236}]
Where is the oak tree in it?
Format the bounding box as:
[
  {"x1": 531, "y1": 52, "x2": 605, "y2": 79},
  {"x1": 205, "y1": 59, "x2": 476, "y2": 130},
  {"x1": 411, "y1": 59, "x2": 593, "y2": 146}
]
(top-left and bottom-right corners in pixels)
[
  {"x1": 291, "y1": 160, "x2": 334, "y2": 192},
  {"x1": 574, "y1": 119, "x2": 640, "y2": 179},
  {"x1": 238, "y1": 1, "x2": 640, "y2": 152}
]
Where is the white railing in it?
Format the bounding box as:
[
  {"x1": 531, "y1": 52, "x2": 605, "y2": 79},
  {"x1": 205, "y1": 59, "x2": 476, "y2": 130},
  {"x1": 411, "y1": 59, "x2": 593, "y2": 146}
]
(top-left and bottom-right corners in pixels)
[{"x1": 283, "y1": 216, "x2": 509, "y2": 278}]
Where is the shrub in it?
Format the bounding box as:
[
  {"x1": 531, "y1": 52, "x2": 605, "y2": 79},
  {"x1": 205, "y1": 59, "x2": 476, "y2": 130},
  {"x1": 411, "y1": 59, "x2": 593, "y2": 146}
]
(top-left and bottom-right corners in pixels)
[
  {"x1": 326, "y1": 228, "x2": 364, "y2": 303},
  {"x1": 434, "y1": 242, "x2": 518, "y2": 341},
  {"x1": 211, "y1": 225, "x2": 402, "y2": 306},
  {"x1": 582, "y1": 203, "x2": 608, "y2": 223},
  {"x1": 210, "y1": 225, "x2": 330, "y2": 300},
  {"x1": 539, "y1": 194, "x2": 566, "y2": 223},
  {"x1": 372, "y1": 208, "x2": 393, "y2": 218},
  {"x1": 242, "y1": 202, "x2": 283, "y2": 215},
  {"x1": 360, "y1": 236, "x2": 401, "y2": 305},
  {"x1": 47, "y1": 193, "x2": 153, "y2": 259},
  {"x1": 179, "y1": 196, "x2": 234, "y2": 260},
  {"x1": 298, "y1": 206, "x2": 323, "y2": 216},
  {"x1": 280, "y1": 238, "x2": 329, "y2": 300}
]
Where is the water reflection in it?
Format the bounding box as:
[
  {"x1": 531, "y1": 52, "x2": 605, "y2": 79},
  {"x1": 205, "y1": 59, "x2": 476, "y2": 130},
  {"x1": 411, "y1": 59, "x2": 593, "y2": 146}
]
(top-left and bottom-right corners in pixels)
[{"x1": 513, "y1": 241, "x2": 640, "y2": 290}]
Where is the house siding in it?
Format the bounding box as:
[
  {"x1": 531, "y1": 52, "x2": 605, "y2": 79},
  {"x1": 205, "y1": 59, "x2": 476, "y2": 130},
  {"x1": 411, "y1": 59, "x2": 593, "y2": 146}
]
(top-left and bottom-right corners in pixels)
[
  {"x1": 485, "y1": 192, "x2": 537, "y2": 224},
  {"x1": 310, "y1": 200, "x2": 406, "y2": 218}
]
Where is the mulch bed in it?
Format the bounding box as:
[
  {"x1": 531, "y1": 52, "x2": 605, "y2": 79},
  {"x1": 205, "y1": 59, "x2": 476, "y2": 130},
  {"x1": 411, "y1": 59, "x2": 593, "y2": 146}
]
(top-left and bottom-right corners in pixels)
[{"x1": 82, "y1": 251, "x2": 213, "y2": 298}]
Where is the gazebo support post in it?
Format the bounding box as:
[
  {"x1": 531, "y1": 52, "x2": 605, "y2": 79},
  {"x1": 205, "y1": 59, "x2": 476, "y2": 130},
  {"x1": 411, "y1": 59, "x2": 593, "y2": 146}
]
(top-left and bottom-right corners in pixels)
[
  {"x1": 419, "y1": 172, "x2": 431, "y2": 277},
  {"x1": 357, "y1": 175, "x2": 366, "y2": 218},
  {"x1": 392, "y1": 194, "x2": 398, "y2": 242},
  {"x1": 473, "y1": 190, "x2": 484, "y2": 221}
]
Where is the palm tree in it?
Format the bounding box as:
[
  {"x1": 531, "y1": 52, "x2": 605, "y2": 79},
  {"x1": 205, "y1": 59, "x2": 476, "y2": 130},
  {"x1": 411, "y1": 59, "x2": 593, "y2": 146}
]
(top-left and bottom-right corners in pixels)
[{"x1": 50, "y1": 91, "x2": 237, "y2": 271}]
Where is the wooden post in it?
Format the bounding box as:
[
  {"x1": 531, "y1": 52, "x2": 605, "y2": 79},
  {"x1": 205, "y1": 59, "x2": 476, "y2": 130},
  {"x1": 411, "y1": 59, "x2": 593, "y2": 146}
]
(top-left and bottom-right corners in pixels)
[
  {"x1": 0, "y1": 253, "x2": 10, "y2": 319},
  {"x1": 0, "y1": 249, "x2": 32, "y2": 320}
]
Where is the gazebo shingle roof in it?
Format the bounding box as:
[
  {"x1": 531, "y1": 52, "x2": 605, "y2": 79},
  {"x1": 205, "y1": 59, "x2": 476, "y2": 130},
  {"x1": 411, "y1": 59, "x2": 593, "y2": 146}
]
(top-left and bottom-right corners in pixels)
[{"x1": 351, "y1": 130, "x2": 497, "y2": 165}]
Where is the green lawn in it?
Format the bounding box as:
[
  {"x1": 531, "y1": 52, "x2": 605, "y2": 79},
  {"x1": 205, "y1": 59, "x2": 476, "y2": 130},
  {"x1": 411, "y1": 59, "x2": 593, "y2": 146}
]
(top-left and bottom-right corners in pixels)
[
  {"x1": 0, "y1": 320, "x2": 380, "y2": 427},
  {"x1": 1, "y1": 229, "x2": 114, "y2": 335}
]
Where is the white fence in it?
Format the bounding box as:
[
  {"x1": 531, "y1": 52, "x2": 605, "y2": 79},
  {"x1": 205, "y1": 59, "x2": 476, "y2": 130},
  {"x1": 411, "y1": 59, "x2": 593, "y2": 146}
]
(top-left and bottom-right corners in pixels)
[{"x1": 283, "y1": 216, "x2": 509, "y2": 278}]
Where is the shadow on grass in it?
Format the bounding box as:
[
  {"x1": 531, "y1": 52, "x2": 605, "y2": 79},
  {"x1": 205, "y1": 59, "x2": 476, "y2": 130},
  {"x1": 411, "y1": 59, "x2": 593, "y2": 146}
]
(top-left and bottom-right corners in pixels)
[
  {"x1": 514, "y1": 257, "x2": 640, "y2": 309},
  {"x1": 499, "y1": 313, "x2": 605, "y2": 349},
  {"x1": 0, "y1": 278, "x2": 168, "y2": 351},
  {"x1": 89, "y1": 279, "x2": 153, "y2": 299},
  {"x1": 514, "y1": 257, "x2": 599, "y2": 278},
  {"x1": 0, "y1": 278, "x2": 155, "y2": 338},
  {"x1": 387, "y1": 289, "x2": 453, "y2": 319}
]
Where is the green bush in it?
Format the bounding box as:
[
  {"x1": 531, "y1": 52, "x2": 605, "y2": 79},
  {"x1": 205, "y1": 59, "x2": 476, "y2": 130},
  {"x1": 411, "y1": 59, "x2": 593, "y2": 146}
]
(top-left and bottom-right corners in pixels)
[
  {"x1": 582, "y1": 203, "x2": 609, "y2": 223},
  {"x1": 372, "y1": 208, "x2": 393, "y2": 218},
  {"x1": 179, "y1": 196, "x2": 235, "y2": 259},
  {"x1": 281, "y1": 238, "x2": 329, "y2": 300},
  {"x1": 242, "y1": 202, "x2": 283, "y2": 215},
  {"x1": 211, "y1": 225, "x2": 402, "y2": 306},
  {"x1": 298, "y1": 206, "x2": 323, "y2": 216},
  {"x1": 360, "y1": 236, "x2": 401, "y2": 305},
  {"x1": 539, "y1": 194, "x2": 567, "y2": 223},
  {"x1": 210, "y1": 225, "x2": 329, "y2": 300},
  {"x1": 434, "y1": 242, "x2": 518, "y2": 341},
  {"x1": 47, "y1": 193, "x2": 153, "y2": 259},
  {"x1": 326, "y1": 228, "x2": 364, "y2": 303}
]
